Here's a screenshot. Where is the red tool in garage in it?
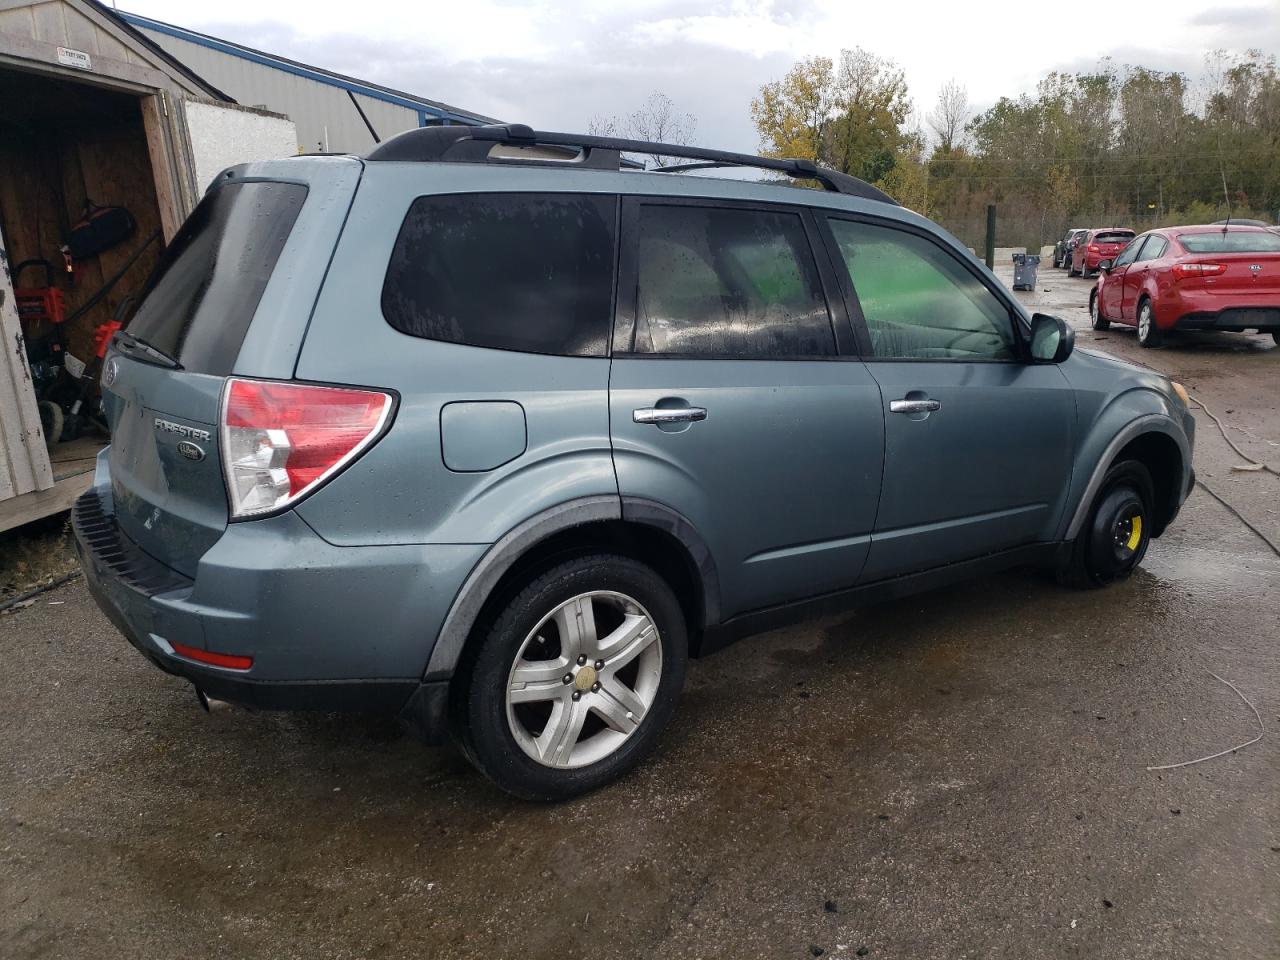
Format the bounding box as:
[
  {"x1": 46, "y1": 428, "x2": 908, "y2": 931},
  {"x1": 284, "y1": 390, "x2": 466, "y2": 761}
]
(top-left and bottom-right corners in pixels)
[{"x1": 14, "y1": 258, "x2": 67, "y2": 346}]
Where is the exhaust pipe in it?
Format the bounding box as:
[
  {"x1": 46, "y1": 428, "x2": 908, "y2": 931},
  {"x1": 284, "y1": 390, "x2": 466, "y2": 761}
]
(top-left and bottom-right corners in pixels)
[{"x1": 193, "y1": 685, "x2": 232, "y2": 713}]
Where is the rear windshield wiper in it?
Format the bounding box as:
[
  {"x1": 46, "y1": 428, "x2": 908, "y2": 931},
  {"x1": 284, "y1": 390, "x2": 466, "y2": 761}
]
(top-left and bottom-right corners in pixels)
[{"x1": 113, "y1": 331, "x2": 181, "y2": 369}]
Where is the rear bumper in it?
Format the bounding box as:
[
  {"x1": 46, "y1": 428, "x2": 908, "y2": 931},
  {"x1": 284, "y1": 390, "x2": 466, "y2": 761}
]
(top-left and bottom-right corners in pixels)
[
  {"x1": 1170, "y1": 305, "x2": 1280, "y2": 332},
  {"x1": 72, "y1": 454, "x2": 484, "y2": 737}
]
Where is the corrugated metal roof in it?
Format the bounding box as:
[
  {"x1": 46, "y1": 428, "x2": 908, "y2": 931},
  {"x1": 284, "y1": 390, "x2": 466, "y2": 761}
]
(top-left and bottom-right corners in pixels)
[{"x1": 117, "y1": 10, "x2": 498, "y2": 125}]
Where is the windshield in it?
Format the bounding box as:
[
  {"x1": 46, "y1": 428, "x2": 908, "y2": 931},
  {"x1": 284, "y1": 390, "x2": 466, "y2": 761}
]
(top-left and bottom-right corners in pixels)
[{"x1": 1178, "y1": 231, "x2": 1280, "y2": 253}]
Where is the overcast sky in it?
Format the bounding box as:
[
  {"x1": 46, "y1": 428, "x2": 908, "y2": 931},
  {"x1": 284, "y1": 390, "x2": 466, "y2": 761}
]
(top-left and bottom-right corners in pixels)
[{"x1": 121, "y1": 0, "x2": 1279, "y2": 152}]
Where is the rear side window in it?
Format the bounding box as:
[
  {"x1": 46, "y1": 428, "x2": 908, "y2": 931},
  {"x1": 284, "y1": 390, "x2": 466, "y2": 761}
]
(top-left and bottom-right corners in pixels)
[
  {"x1": 828, "y1": 218, "x2": 1016, "y2": 361},
  {"x1": 1178, "y1": 231, "x2": 1280, "y2": 253},
  {"x1": 128, "y1": 181, "x2": 306, "y2": 375},
  {"x1": 382, "y1": 193, "x2": 616, "y2": 357},
  {"x1": 628, "y1": 204, "x2": 834, "y2": 358}
]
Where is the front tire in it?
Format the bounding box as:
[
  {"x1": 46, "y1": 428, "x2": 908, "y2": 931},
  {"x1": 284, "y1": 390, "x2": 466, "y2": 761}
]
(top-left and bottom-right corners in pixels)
[
  {"x1": 1137, "y1": 298, "x2": 1163, "y2": 347},
  {"x1": 1059, "y1": 460, "x2": 1154, "y2": 588},
  {"x1": 455, "y1": 554, "x2": 688, "y2": 800},
  {"x1": 1090, "y1": 292, "x2": 1110, "y2": 331}
]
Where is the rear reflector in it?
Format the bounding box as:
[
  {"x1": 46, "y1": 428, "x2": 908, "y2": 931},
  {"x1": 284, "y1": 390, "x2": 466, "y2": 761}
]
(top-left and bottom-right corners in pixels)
[
  {"x1": 221, "y1": 378, "x2": 393, "y2": 518},
  {"x1": 171, "y1": 642, "x2": 254, "y2": 671}
]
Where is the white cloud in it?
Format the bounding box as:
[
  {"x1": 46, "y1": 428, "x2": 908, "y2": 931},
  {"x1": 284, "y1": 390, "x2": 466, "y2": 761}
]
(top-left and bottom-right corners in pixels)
[{"x1": 121, "y1": 0, "x2": 1277, "y2": 153}]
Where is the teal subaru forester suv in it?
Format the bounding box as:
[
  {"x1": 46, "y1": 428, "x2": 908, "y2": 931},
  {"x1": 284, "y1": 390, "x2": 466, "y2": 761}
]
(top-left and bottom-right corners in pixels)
[{"x1": 74, "y1": 124, "x2": 1194, "y2": 799}]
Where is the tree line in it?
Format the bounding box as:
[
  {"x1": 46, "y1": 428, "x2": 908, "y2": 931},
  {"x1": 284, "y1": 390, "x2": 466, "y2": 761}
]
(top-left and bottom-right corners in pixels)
[{"x1": 749, "y1": 49, "x2": 1280, "y2": 250}]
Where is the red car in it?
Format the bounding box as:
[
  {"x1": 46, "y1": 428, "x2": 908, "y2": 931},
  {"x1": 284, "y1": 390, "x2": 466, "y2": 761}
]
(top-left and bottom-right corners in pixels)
[
  {"x1": 1090, "y1": 225, "x2": 1280, "y2": 347},
  {"x1": 1070, "y1": 228, "x2": 1135, "y2": 278}
]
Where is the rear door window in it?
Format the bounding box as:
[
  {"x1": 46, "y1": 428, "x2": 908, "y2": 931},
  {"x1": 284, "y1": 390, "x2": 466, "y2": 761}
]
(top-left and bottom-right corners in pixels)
[
  {"x1": 624, "y1": 204, "x2": 834, "y2": 358},
  {"x1": 381, "y1": 193, "x2": 616, "y2": 357},
  {"x1": 128, "y1": 181, "x2": 307, "y2": 375},
  {"x1": 1135, "y1": 237, "x2": 1167, "y2": 261},
  {"x1": 828, "y1": 218, "x2": 1017, "y2": 361},
  {"x1": 1113, "y1": 238, "x2": 1145, "y2": 268}
]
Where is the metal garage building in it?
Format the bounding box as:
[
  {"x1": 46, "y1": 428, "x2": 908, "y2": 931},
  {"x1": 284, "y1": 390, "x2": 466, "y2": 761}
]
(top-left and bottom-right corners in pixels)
[{"x1": 119, "y1": 11, "x2": 498, "y2": 154}]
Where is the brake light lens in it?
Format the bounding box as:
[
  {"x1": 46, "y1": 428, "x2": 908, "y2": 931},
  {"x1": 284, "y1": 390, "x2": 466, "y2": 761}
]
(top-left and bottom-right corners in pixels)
[
  {"x1": 1087, "y1": 244, "x2": 1100, "y2": 253},
  {"x1": 1172, "y1": 262, "x2": 1227, "y2": 280},
  {"x1": 220, "y1": 378, "x2": 393, "y2": 518}
]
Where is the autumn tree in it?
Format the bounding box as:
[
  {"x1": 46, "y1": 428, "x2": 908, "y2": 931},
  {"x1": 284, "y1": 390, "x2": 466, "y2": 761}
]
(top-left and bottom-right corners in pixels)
[
  {"x1": 750, "y1": 48, "x2": 914, "y2": 188},
  {"x1": 749, "y1": 55, "x2": 836, "y2": 162}
]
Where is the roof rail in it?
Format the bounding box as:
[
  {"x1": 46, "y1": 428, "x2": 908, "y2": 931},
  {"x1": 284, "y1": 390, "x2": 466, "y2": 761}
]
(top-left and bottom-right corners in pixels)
[{"x1": 365, "y1": 124, "x2": 897, "y2": 205}]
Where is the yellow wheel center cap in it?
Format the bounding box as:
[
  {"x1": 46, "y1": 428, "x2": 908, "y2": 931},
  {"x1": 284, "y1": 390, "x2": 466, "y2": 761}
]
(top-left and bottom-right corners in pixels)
[
  {"x1": 1126, "y1": 515, "x2": 1143, "y2": 551},
  {"x1": 574, "y1": 665, "x2": 598, "y2": 691}
]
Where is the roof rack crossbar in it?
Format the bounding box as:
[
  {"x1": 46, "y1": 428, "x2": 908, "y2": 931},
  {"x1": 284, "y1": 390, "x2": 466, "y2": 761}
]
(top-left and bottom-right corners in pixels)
[{"x1": 365, "y1": 125, "x2": 897, "y2": 205}]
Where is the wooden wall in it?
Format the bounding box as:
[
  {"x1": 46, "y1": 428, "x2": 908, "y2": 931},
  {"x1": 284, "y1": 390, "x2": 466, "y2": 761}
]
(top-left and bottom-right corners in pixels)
[{"x1": 0, "y1": 112, "x2": 164, "y2": 368}]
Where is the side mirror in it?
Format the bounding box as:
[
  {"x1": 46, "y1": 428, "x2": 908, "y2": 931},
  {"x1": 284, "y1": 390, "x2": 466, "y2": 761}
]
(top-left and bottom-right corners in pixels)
[
  {"x1": 1098, "y1": 259, "x2": 1113, "y2": 273},
  {"x1": 1029, "y1": 313, "x2": 1075, "y2": 364}
]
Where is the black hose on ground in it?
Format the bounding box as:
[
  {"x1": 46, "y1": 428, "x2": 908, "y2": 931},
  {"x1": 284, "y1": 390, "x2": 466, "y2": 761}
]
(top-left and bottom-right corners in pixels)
[{"x1": 0, "y1": 570, "x2": 82, "y2": 614}]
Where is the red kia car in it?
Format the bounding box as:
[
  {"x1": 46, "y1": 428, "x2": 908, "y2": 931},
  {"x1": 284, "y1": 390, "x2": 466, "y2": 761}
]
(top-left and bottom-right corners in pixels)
[
  {"x1": 1090, "y1": 225, "x2": 1280, "y2": 347},
  {"x1": 1070, "y1": 228, "x2": 1135, "y2": 278}
]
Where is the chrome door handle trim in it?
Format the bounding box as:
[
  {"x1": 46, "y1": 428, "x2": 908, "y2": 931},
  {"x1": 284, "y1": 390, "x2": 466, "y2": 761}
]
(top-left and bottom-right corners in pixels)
[
  {"x1": 633, "y1": 406, "x2": 708, "y2": 424},
  {"x1": 889, "y1": 399, "x2": 941, "y2": 414}
]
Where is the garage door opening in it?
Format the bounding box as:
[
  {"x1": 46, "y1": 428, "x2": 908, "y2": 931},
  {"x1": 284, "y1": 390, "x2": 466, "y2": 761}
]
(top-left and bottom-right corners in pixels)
[{"x1": 0, "y1": 66, "x2": 167, "y2": 513}]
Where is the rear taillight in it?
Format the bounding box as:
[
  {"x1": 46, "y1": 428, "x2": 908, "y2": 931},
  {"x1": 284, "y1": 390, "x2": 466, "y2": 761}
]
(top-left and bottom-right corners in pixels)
[
  {"x1": 1172, "y1": 262, "x2": 1226, "y2": 280},
  {"x1": 1087, "y1": 244, "x2": 1100, "y2": 253},
  {"x1": 220, "y1": 378, "x2": 393, "y2": 518}
]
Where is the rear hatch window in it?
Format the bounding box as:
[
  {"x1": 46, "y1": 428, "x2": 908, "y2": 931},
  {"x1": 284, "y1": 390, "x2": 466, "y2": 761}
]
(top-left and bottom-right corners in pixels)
[
  {"x1": 1094, "y1": 232, "x2": 1133, "y2": 245},
  {"x1": 128, "y1": 181, "x2": 307, "y2": 374},
  {"x1": 1178, "y1": 231, "x2": 1280, "y2": 253}
]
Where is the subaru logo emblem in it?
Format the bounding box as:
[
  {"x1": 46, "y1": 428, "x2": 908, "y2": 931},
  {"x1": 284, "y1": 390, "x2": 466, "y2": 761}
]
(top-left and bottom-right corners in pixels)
[
  {"x1": 102, "y1": 357, "x2": 119, "y2": 388},
  {"x1": 177, "y1": 440, "x2": 206, "y2": 462}
]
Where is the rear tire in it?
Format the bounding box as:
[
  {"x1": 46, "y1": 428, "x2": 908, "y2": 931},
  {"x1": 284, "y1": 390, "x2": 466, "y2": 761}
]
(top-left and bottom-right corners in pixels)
[
  {"x1": 1137, "y1": 298, "x2": 1163, "y2": 348},
  {"x1": 1090, "y1": 292, "x2": 1110, "y2": 331},
  {"x1": 1068, "y1": 259, "x2": 1079, "y2": 277},
  {"x1": 454, "y1": 553, "x2": 688, "y2": 801},
  {"x1": 1271, "y1": 331, "x2": 1279, "y2": 345},
  {"x1": 38, "y1": 400, "x2": 63, "y2": 446},
  {"x1": 1059, "y1": 460, "x2": 1154, "y2": 589}
]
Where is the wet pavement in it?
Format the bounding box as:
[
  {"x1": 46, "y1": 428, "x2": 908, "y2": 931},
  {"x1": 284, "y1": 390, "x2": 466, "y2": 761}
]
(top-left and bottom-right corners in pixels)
[{"x1": 2, "y1": 265, "x2": 1277, "y2": 959}]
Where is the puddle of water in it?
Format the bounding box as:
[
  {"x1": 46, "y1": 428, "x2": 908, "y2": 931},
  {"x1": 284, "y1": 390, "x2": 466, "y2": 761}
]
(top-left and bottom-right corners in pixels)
[{"x1": 1142, "y1": 543, "x2": 1271, "y2": 591}]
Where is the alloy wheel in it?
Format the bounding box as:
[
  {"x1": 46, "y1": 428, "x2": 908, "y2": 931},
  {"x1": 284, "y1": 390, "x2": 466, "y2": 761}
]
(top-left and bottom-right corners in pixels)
[
  {"x1": 505, "y1": 591, "x2": 663, "y2": 769},
  {"x1": 1138, "y1": 302, "x2": 1162, "y2": 346}
]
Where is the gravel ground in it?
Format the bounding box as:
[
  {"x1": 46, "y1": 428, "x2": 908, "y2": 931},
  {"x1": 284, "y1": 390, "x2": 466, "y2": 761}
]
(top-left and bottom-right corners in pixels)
[{"x1": 1, "y1": 263, "x2": 1277, "y2": 960}]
